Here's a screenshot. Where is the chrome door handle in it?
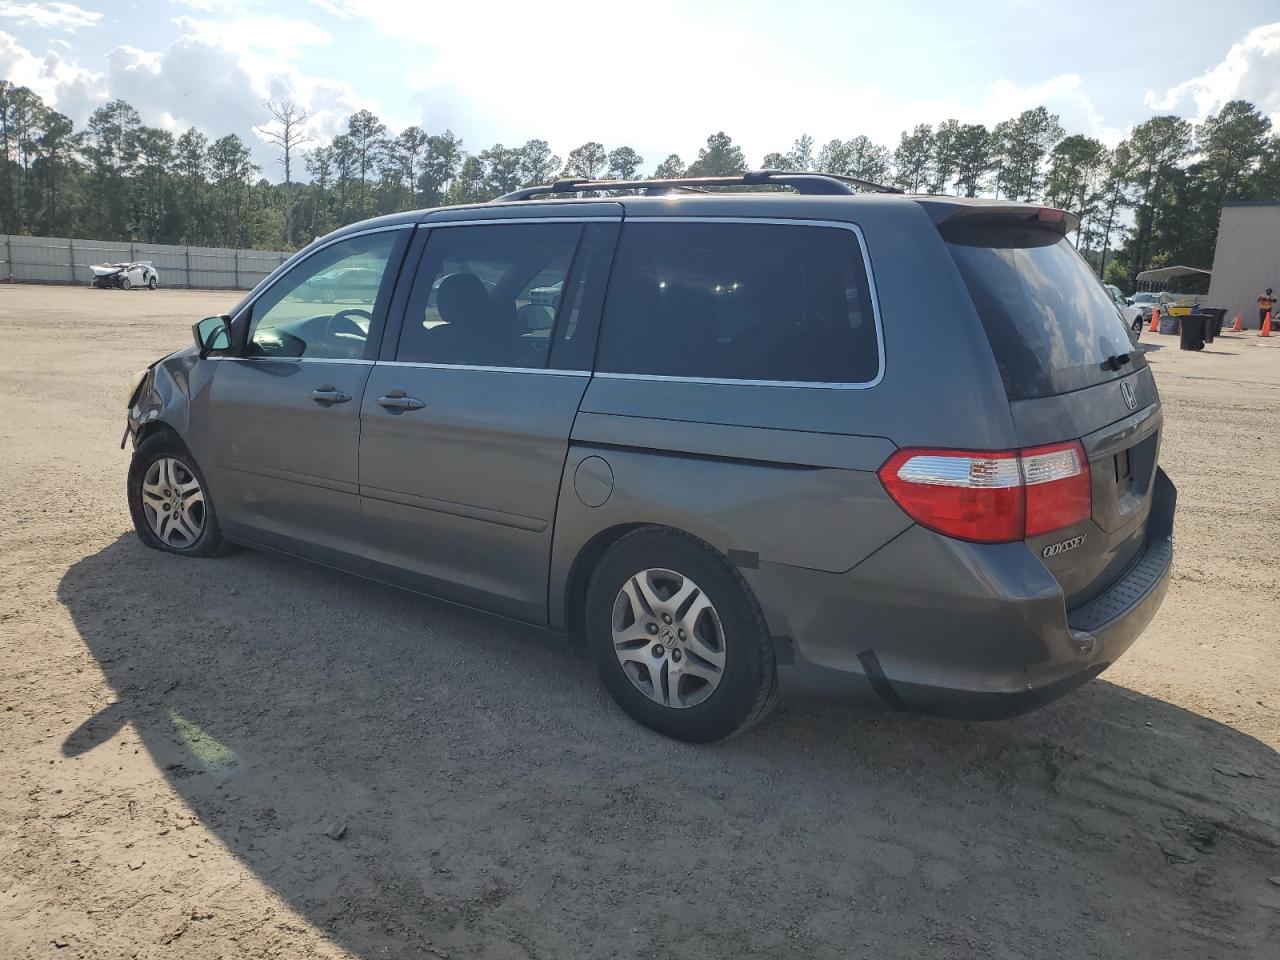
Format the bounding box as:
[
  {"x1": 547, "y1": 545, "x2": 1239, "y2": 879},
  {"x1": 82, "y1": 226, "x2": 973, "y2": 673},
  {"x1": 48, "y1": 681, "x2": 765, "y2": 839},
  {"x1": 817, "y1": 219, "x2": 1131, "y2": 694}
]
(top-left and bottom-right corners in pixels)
[
  {"x1": 311, "y1": 387, "x2": 351, "y2": 404},
  {"x1": 378, "y1": 391, "x2": 425, "y2": 411}
]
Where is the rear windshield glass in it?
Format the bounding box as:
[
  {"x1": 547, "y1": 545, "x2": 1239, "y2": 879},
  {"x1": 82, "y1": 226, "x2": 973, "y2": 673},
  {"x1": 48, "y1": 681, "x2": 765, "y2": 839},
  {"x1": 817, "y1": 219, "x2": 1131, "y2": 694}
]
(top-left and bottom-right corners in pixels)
[{"x1": 944, "y1": 223, "x2": 1144, "y2": 400}]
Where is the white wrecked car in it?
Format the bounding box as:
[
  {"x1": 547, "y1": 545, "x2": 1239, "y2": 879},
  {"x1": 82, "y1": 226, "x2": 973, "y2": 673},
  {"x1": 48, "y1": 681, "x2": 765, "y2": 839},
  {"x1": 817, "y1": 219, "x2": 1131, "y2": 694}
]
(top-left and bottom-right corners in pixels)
[{"x1": 90, "y1": 261, "x2": 159, "y2": 290}]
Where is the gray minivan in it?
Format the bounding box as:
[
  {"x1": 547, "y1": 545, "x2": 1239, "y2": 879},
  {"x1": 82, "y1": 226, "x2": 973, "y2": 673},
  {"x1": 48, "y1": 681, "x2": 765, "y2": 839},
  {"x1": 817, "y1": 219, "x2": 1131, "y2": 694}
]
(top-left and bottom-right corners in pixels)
[{"x1": 124, "y1": 170, "x2": 1175, "y2": 742}]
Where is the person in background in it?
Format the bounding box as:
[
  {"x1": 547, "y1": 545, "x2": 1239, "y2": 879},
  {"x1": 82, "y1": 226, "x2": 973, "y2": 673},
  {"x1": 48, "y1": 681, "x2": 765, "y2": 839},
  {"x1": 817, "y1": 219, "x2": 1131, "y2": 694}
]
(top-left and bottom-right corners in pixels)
[{"x1": 1258, "y1": 288, "x2": 1276, "y2": 329}]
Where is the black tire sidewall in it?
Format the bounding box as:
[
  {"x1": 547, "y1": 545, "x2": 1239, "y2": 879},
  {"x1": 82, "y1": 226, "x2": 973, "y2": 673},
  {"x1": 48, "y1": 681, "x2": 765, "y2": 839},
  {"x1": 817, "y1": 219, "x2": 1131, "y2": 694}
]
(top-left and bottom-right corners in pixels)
[
  {"x1": 586, "y1": 530, "x2": 770, "y2": 743},
  {"x1": 127, "y1": 435, "x2": 225, "y2": 557}
]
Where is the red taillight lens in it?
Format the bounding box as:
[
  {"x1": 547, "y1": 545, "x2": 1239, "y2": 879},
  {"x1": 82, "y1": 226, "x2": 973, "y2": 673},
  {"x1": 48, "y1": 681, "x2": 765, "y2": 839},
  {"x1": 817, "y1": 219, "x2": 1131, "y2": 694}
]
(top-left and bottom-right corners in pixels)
[
  {"x1": 877, "y1": 449, "x2": 1024, "y2": 543},
  {"x1": 878, "y1": 441, "x2": 1091, "y2": 544},
  {"x1": 1021, "y1": 441, "x2": 1091, "y2": 537}
]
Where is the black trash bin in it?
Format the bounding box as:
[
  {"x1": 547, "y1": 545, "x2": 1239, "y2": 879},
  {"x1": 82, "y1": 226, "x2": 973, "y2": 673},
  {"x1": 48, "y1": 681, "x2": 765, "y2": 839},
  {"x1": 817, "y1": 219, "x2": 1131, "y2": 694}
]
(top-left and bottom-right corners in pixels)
[
  {"x1": 1180, "y1": 310, "x2": 1207, "y2": 351},
  {"x1": 1202, "y1": 307, "x2": 1226, "y2": 342}
]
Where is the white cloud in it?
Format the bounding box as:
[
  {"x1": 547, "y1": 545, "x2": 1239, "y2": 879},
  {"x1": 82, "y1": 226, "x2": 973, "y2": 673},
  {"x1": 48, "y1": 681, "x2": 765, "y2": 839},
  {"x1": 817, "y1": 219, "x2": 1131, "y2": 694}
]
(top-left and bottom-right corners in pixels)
[
  {"x1": 313, "y1": 0, "x2": 1125, "y2": 167},
  {"x1": 2, "y1": 11, "x2": 367, "y2": 174},
  {"x1": 0, "y1": 2, "x2": 101, "y2": 32},
  {"x1": 100, "y1": 27, "x2": 372, "y2": 169},
  {"x1": 172, "y1": 13, "x2": 332, "y2": 60},
  {"x1": 0, "y1": 28, "x2": 104, "y2": 116},
  {"x1": 1145, "y1": 22, "x2": 1280, "y2": 125}
]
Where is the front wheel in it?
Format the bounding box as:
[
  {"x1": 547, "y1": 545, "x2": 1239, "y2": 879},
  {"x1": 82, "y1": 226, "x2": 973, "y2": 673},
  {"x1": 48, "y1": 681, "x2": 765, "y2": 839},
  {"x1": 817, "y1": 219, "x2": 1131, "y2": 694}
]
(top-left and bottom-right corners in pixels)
[
  {"x1": 127, "y1": 433, "x2": 234, "y2": 557},
  {"x1": 120, "y1": 277, "x2": 131, "y2": 290},
  {"x1": 585, "y1": 528, "x2": 778, "y2": 742}
]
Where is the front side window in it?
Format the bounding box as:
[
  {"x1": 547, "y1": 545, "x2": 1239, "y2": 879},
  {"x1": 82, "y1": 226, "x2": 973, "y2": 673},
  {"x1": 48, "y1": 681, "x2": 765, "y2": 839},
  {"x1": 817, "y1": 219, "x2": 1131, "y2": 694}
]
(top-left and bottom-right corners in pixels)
[
  {"x1": 245, "y1": 231, "x2": 399, "y2": 360},
  {"x1": 595, "y1": 221, "x2": 881, "y2": 384},
  {"x1": 396, "y1": 222, "x2": 583, "y2": 368}
]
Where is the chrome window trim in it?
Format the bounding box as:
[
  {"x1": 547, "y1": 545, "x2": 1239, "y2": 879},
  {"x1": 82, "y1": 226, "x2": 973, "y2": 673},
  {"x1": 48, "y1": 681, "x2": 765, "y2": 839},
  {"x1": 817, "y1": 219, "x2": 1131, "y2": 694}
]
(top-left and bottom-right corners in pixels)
[
  {"x1": 233, "y1": 222, "x2": 414, "y2": 323},
  {"x1": 416, "y1": 216, "x2": 622, "y2": 229},
  {"x1": 376, "y1": 360, "x2": 590, "y2": 377},
  {"x1": 597, "y1": 216, "x2": 886, "y2": 391},
  {"x1": 208, "y1": 356, "x2": 375, "y2": 365}
]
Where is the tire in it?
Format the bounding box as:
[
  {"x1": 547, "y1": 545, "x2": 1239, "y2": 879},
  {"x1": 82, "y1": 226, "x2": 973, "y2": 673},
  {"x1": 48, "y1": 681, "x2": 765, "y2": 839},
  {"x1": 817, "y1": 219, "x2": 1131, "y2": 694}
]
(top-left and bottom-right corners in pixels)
[
  {"x1": 120, "y1": 277, "x2": 131, "y2": 290},
  {"x1": 585, "y1": 527, "x2": 778, "y2": 742},
  {"x1": 127, "y1": 432, "x2": 235, "y2": 558},
  {"x1": 148, "y1": 275, "x2": 158, "y2": 290}
]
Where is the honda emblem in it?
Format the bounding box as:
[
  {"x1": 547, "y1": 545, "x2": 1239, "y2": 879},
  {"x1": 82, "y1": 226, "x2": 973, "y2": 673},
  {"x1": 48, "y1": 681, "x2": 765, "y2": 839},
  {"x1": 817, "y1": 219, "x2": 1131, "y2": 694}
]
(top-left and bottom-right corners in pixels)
[{"x1": 1120, "y1": 381, "x2": 1137, "y2": 411}]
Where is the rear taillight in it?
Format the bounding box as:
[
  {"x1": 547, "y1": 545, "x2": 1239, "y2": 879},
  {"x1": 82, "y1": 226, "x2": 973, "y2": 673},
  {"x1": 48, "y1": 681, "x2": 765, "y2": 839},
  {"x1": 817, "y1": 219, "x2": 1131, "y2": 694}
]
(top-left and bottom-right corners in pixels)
[
  {"x1": 878, "y1": 441, "x2": 1090, "y2": 544},
  {"x1": 1020, "y1": 442, "x2": 1091, "y2": 537}
]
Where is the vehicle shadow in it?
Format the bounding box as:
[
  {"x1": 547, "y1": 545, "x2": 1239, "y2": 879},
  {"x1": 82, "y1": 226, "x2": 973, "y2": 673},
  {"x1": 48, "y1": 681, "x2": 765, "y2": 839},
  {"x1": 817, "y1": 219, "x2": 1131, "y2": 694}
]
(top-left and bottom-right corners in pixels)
[{"x1": 59, "y1": 535, "x2": 1280, "y2": 960}]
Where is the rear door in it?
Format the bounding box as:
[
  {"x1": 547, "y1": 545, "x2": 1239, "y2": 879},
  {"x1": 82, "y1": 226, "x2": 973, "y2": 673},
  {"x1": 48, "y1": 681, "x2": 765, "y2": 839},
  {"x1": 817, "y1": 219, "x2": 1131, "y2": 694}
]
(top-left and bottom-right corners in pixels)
[
  {"x1": 942, "y1": 218, "x2": 1161, "y2": 606},
  {"x1": 358, "y1": 215, "x2": 620, "y2": 622}
]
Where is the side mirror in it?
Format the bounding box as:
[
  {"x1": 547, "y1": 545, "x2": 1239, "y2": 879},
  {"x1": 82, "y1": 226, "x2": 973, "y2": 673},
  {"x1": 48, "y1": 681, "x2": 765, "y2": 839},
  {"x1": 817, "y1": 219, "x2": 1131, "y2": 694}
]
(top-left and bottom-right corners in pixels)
[
  {"x1": 192, "y1": 315, "x2": 232, "y2": 358},
  {"x1": 1125, "y1": 297, "x2": 1134, "y2": 305}
]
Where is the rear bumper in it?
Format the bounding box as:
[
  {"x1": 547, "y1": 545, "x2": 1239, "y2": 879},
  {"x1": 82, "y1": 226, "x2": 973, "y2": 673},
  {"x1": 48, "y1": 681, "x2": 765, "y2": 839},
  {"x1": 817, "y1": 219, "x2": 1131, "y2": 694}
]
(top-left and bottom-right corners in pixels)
[
  {"x1": 881, "y1": 533, "x2": 1172, "y2": 719},
  {"x1": 753, "y1": 468, "x2": 1177, "y2": 719}
]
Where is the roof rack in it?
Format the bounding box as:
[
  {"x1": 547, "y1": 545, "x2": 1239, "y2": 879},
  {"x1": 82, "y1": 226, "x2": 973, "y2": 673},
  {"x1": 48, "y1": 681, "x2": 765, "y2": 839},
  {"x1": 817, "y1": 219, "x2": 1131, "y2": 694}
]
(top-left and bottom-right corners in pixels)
[{"x1": 495, "y1": 169, "x2": 902, "y2": 202}]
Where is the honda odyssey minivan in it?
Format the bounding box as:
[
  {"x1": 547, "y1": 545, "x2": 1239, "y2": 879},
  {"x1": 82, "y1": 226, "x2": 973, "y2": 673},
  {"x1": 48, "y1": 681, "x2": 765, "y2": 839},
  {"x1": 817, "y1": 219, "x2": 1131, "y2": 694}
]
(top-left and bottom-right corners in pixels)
[{"x1": 124, "y1": 170, "x2": 1175, "y2": 742}]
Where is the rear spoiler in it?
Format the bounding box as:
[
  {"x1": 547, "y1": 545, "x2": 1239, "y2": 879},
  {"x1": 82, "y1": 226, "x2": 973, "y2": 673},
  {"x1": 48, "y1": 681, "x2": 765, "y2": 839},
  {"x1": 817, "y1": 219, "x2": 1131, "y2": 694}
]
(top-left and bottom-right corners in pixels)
[{"x1": 912, "y1": 197, "x2": 1080, "y2": 237}]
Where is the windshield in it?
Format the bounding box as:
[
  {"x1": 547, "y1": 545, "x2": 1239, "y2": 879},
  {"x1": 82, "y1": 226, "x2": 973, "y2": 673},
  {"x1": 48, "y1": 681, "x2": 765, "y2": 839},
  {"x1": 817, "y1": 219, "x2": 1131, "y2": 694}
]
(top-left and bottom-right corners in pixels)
[
  {"x1": 1132, "y1": 293, "x2": 1157, "y2": 303},
  {"x1": 945, "y1": 223, "x2": 1145, "y2": 400}
]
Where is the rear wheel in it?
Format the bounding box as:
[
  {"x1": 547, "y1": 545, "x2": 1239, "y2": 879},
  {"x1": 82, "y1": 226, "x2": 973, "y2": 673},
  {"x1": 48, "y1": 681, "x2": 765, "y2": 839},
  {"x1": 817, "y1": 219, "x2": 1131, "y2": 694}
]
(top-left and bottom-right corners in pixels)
[
  {"x1": 148, "y1": 275, "x2": 158, "y2": 290},
  {"x1": 127, "y1": 433, "x2": 234, "y2": 557},
  {"x1": 585, "y1": 527, "x2": 777, "y2": 742}
]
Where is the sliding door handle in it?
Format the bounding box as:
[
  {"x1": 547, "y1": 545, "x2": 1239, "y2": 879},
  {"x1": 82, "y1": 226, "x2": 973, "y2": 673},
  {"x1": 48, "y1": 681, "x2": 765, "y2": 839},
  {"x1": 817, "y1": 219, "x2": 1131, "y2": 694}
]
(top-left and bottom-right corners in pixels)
[
  {"x1": 378, "y1": 391, "x2": 425, "y2": 411},
  {"x1": 311, "y1": 387, "x2": 351, "y2": 404}
]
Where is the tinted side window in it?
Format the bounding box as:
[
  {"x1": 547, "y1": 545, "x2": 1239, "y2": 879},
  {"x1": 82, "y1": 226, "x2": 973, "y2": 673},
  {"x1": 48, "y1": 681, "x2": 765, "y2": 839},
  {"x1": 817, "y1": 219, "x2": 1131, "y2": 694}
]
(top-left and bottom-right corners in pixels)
[
  {"x1": 397, "y1": 223, "x2": 583, "y2": 369},
  {"x1": 595, "y1": 221, "x2": 880, "y2": 384},
  {"x1": 246, "y1": 231, "x2": 399, "y2": 360}
]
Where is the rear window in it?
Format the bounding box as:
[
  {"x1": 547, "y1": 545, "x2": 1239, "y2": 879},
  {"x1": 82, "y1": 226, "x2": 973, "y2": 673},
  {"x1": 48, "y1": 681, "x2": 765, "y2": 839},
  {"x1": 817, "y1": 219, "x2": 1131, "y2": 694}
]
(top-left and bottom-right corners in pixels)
[
  {"x1": 945, "y1": 224, "x2": 1144, "y2": 400},
  {"x1": 596, "y1": 221, "x2": 880, "y2": 384}
]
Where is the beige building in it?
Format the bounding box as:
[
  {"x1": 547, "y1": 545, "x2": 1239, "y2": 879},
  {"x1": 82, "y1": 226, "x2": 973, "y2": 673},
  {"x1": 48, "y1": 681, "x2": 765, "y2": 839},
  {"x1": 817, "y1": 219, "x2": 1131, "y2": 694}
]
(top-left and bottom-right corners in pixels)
[{"x1": 1206, "y1": 200, "x2": 1280, "y2": 329}]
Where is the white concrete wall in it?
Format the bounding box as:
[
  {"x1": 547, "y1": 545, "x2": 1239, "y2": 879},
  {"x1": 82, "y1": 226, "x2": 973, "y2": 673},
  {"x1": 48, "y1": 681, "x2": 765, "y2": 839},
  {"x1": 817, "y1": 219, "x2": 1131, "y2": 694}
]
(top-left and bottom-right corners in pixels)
[
  {"x1": 1207, "y1": 203, "x2": 1280, "y2": 329},
  {"x1": 1, "y1": 235, "x2": 290, "y2": 290}
]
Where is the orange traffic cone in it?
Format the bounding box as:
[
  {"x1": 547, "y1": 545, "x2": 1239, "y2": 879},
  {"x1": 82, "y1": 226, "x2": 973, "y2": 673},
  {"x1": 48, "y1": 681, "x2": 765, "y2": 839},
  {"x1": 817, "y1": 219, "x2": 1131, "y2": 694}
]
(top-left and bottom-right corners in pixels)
[
  {"x1": 1149, "y1": 307, "x2": 1160, "y2": 333},
  {"x1": 1262, "y1": 311, "x2": 1272, "y2": 337},
  {"x1": 1232, "y1": 312, "x2": 1244, "y2": 332}
]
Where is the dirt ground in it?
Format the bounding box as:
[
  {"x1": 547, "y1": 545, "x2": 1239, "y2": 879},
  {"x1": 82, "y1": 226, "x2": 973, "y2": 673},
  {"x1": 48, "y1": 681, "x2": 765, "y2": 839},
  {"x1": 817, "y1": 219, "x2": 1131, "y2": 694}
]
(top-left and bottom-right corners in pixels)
[{"x1": 1, "y1": 284, "x2": 1278, "y2": 960}]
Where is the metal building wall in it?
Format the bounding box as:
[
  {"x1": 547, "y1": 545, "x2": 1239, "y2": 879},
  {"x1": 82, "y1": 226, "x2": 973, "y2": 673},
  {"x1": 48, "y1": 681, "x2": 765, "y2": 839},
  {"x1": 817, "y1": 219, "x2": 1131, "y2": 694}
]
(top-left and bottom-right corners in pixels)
[
  {"x1": 1206, "y1": 202, "x2": 1280, "y2": 329},
  {"x1": 1, "y1": 235, "x2": 290, "y2": 290}
]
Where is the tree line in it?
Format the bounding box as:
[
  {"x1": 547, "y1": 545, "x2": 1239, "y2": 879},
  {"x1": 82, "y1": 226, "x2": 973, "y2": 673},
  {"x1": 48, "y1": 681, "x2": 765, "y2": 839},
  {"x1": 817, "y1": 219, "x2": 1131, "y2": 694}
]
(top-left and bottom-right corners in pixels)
[{"x1": 1, "y1": 81, "x2": 1276, "y2": 288}]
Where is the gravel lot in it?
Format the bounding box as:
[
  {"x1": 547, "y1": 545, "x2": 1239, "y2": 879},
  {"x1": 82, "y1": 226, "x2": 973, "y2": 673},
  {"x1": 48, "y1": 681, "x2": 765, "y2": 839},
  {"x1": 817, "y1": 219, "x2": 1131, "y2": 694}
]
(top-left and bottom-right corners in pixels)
[{"x1": 2, "y1": 284, "x2": 1279, "y2": 959}]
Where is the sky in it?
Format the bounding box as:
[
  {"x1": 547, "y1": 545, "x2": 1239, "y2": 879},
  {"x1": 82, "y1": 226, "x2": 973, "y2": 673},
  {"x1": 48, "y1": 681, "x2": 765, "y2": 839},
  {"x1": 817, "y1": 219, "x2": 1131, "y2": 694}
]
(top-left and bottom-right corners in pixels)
[{"x1": 2, "y1": 0, "x2": 1280, "y2": 179}]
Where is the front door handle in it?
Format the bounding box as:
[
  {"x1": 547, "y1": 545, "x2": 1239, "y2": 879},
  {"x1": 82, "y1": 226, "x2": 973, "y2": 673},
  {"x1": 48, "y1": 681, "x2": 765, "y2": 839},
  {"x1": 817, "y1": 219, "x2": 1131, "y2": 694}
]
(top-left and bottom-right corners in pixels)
[
  {"x1": 311, "y1": 386, "x2": 351, "y2": 404},
  {"x1": 378, "y1": 390, "x2": 425, "y2": 411}
]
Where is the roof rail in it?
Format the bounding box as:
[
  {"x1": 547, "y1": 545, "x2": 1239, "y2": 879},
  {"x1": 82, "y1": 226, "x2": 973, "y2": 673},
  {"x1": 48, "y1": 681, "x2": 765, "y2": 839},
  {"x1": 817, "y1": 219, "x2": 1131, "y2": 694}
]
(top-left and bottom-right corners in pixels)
[{"x1": 495, "y1": 169, "x2": 902, "y2": 202}]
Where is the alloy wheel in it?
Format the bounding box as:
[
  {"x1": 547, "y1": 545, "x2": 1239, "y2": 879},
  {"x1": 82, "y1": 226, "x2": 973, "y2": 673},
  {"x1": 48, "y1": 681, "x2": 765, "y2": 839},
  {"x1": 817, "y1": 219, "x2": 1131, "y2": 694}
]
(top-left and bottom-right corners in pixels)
[
  {"x1": 140, "y1": 456, "x2": 205, "y2": 548},
  {"x1": 611, "y1": 568, "x2": 726, "y2": 709}
]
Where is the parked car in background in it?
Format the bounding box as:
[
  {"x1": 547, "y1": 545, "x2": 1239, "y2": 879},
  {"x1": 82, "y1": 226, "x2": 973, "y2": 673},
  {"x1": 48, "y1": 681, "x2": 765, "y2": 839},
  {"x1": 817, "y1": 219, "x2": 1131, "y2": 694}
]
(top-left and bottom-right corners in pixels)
[
  {"x1": 123, "y1": 171, "x2": 1176, "y2": 743},
  {"x1": 91, "y1": 261, "x2": 159, "y2": 290},
  {"x1": 299, "y1": 265, "x2": 384, "y2": 303},
  {"x1": 1129, "y1": 291, "x2": 1166, "y2": 322},
  {"x1": 1105, "y1": 283, "x2": 1144, "y2": 338}
]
